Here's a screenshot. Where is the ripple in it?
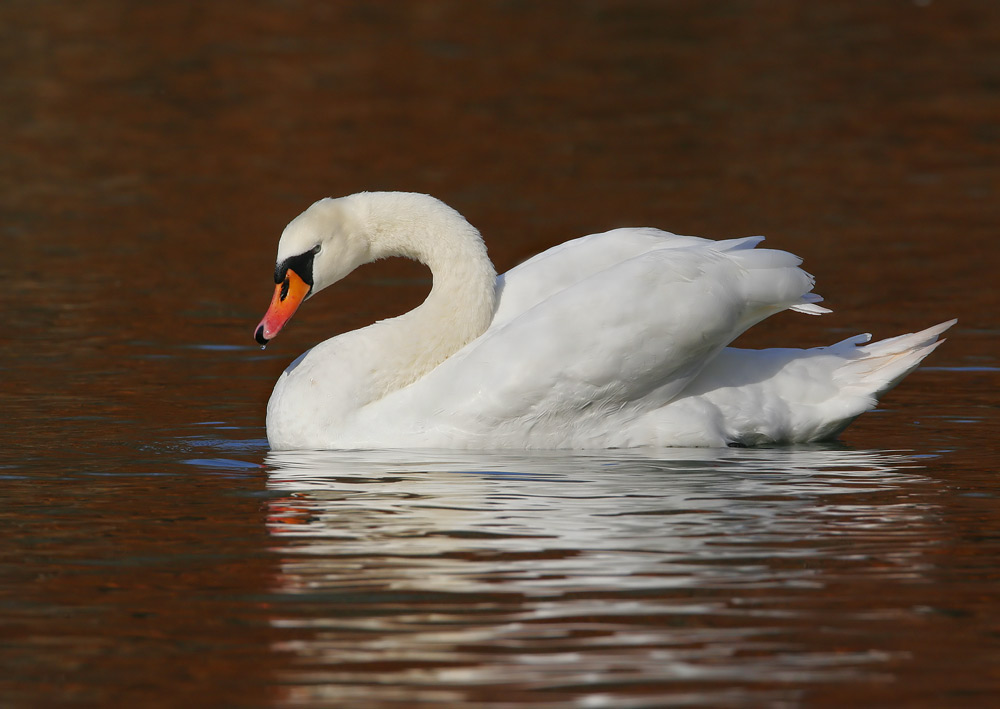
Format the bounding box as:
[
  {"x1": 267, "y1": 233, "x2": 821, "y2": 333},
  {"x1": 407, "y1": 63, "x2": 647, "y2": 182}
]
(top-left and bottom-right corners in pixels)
[{"x1": 260, "y1": 447, "x2": 938, "y2": 703}]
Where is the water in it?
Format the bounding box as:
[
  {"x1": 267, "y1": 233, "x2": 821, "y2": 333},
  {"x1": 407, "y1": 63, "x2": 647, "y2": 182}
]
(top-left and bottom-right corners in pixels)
[
  {"x1": 261, "y1": 448, "x2": 990, "y2": 707},
  {"x1": 2, "y1": 1, "x2": 999, "y2": 706}
]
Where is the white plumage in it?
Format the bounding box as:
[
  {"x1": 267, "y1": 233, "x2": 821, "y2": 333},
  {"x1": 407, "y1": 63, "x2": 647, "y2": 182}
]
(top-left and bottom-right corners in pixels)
[{"x1": 255, "y1": 191, "x2": 953, "y2": 450}]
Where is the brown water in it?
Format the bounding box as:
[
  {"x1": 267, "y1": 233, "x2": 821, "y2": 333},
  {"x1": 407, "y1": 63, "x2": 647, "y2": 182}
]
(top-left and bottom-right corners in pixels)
[{"x1": 2, "y1": 1, "x2": 999, "y2": 706}]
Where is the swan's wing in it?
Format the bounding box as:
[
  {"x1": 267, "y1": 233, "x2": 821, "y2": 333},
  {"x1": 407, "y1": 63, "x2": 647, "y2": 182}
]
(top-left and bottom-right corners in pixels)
[
  {"x1": 493, "y1": 227, "x2": 765, "y2": 326},
  {"x1": 365, "y1": 238, "x2": 822, "y2": 445}
]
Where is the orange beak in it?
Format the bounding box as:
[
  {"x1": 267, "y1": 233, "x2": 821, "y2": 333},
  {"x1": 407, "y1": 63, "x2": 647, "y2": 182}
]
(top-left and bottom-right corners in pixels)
[{"x1": 254, "y1": 268, "x2": 311, "y2": 345}]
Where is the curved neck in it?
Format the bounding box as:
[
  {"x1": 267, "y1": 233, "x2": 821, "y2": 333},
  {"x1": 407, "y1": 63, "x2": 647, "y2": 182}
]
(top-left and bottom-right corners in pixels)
[{"x1": 350, "y1": 193, "x2": 498, "y2": 399}]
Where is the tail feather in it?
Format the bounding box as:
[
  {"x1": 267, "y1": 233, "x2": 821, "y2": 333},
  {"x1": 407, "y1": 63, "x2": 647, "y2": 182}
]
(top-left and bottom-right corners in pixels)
[
  {"x1": 835, "y1": 319, "x2": 956, "y2": 397},
  {"x1": 647, "y1": 319, "x2": 957, "y2": 446}
]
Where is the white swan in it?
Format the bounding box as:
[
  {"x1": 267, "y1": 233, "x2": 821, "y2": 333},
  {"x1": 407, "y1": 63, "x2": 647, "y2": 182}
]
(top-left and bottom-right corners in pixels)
[{"x1": 254, "y1": 191, "x2": 953, "y2": 450}]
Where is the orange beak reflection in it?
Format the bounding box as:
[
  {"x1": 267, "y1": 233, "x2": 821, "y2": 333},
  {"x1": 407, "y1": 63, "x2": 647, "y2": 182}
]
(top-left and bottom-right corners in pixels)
[{"x1": 255, "y1": 268, "x2": 311, "y2": 345}]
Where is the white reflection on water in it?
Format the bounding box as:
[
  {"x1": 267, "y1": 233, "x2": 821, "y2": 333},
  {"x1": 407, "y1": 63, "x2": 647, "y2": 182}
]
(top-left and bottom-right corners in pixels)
[{"x1": 263, "y1": 447, "x2": 936, "y2": 706}]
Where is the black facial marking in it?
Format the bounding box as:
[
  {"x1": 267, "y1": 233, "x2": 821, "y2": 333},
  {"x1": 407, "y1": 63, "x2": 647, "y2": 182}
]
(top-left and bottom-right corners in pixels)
[
  {"x1": 274, "y1": 245, "x2": 321, "y2": 285},
  {"x1": 279, "y1": 277, "x2": 290, "y2": 302}
]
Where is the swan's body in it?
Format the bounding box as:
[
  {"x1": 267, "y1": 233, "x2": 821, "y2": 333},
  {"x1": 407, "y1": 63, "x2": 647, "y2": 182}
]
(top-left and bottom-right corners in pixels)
[{"x1": 255, "y1": 191, "x2": 952, "y2": 450}]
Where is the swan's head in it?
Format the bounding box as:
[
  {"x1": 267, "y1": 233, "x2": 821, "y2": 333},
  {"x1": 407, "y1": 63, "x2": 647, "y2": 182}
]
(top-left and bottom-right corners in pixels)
[{"x1": 255, "y1": 196, "x2": 372, "y2": 345}]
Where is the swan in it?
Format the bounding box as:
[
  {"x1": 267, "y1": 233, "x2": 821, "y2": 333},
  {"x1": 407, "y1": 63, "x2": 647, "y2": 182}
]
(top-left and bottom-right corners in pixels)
[{"x1": 254, "y1": 191, "x2": 953, "y2": 450}]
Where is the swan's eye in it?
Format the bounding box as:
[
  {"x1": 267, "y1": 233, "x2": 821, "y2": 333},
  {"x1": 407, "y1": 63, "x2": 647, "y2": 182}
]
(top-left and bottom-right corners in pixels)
[{"x1": 274, "y1": 245, "x2": 321, "y2": 285}]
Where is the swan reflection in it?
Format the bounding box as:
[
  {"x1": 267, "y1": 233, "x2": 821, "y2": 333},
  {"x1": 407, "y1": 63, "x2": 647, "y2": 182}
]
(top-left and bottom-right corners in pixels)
[{"x1": 262, "y1": 447, "x2": 936, "y2": 704}]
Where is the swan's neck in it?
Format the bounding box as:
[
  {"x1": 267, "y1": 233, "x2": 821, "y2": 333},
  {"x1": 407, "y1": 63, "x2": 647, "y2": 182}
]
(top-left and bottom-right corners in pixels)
[{"x1": 354, "y1": 193, "x2": 498, "y2": 400}]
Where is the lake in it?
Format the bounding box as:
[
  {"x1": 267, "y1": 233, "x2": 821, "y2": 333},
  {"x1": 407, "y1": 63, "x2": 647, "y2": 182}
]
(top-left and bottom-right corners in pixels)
[{"x1": 2, "y1": 1, "x2": 998, "y2": 706}]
